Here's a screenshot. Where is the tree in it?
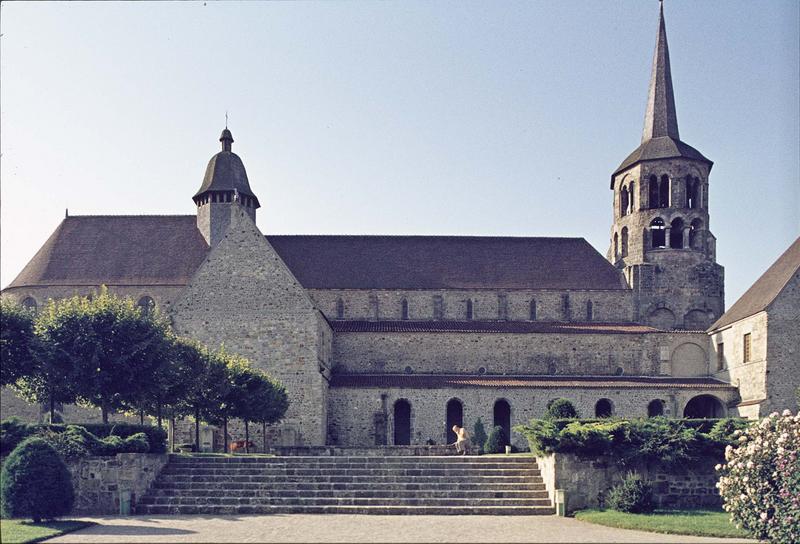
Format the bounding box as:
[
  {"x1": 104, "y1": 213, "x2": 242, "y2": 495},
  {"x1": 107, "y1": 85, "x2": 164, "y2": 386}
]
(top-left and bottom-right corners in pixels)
[
  {"x1": 0, "y1": 299, "x2": 38, "y2": 387},
  {"x1": 484, "y1": 425, "x2": 508, "y2": 454},
  {"x1": 250, "y1": 373, "x2": 289, "y2": 453},
  {"x1": 0, "y1": 438, "x2": 75, "y2": 522},
  {"x1": 544, "y1": 398, "x2": 579, "y2": 419},
  {"x1": 34, "y1": 287, "x2": 170, "y2": 423},
  {"x1": 472, "y1": 418, "x2": 488, "y2": 455}
]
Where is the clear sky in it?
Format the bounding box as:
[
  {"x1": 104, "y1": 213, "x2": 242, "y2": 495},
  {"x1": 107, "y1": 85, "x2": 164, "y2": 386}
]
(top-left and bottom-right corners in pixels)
[{"x1": 1, "y1": 1, "x2": 798, "y2": 307}]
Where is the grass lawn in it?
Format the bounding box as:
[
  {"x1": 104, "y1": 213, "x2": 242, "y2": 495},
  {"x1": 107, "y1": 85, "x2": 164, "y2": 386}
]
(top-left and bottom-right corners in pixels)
[
  {"x1": 574, "y1": 509, "x2": 750, "y2": 539},
  {"x1": 0, "y1": 519, "x2": 94, "y2": 544}
]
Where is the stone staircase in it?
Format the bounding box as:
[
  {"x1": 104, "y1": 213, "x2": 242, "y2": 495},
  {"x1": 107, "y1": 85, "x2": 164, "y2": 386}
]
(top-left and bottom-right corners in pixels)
[{"x1": 136, "y1": 454, "x2": 554, "y2": 515}]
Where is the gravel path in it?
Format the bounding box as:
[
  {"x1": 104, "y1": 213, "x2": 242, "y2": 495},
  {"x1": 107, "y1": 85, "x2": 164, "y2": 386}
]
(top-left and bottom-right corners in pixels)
[{"x1": 44, "y1": 514, "x2": 754, "y2": 543}]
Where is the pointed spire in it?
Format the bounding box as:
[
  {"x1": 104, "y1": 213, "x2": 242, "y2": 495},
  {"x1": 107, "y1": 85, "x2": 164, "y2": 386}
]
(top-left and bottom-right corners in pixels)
[
  {"x1": 220, "y1": 128, "x2": 234, "y2": 152},
  {"x1": 642, "y1": 0, "x2": 679, "y2": 142}
]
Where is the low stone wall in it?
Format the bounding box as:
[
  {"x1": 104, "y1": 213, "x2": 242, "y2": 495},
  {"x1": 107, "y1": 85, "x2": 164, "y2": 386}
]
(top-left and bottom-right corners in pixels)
[
  {"x1": 66, "y1": 453, "x2": 169, "y2": 515},
  {"x1": 536, "y1": 452, "x2": 720, "y2": 514}
]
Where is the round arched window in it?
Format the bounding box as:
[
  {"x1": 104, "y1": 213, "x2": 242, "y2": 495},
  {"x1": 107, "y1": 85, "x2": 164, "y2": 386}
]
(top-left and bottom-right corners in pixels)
[
  {"x1": 21, "y1": 297, "x2": 38, "y2": 313},
  {"x1": 137, "y1": 296, "x2": 155, "y2": 316}
]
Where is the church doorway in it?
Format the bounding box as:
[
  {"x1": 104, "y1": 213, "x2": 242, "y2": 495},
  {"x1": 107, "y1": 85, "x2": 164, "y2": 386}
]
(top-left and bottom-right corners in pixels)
[
  {"x1": 393, "y1": 399, "x2": 411, "y2": 445},
  {"x1": 445, "y1": 398, "x2": 463, "y2": 444},
  {"x1": 493, "y1": 399, "x2": 511, "y2": 446},
  {"x1": 683, "y1": 395, "x2": 725, "y2": 418}
]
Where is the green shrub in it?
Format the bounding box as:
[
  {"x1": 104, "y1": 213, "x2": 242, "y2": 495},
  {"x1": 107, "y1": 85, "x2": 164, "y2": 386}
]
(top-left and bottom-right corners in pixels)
[
  {"x1": 1, "y1": 417, "x2": 35, "y2": 456},
  {"x1": 40, "y1": 423, "x2": 166, "y2": 454},
  {"x1": 37, "y1": 428, "x2": 89, "y2": 459},
  {"x1": 545, "y1": 398, "x2": 578, "y2": 419},
  {"x1": 472, "y1": 419, "x2": 488, "y2": 455},
  {"x1": 623, "y1": 418, "x2": 699, "y2": 467},
  {"x1": 514, "y1": 419, "x2": 559, "y2": 455},
  {"x1": 0, "y1": 438, "x2": 75, "y2": 522},
  {"x1": 558, "y1": 420, "x2": 628, "y2": 456},
  {"x1": 118, "y1": 433, "x2": 149, "y2": 453},
  {"x1": 484, "y1": 425, "x2": 508, "y2": 454},
  {"x1": 607, "y1": 472, "x2": 653, "y2": 513}
]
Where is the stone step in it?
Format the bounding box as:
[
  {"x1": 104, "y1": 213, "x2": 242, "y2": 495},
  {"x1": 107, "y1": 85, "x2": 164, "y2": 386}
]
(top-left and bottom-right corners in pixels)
[
  {"x1": 160, "y1": 468, "x2": 541, "y2": 478},
  {"x1": 137, "y1": 496, "x2": 553, "y2": 507},
  {"x1": 153, "y1": 481, "x2": 547, "y2": 492},
  {"x1": 163, "y1": 461, "x2": 537, "y2": 470},
  {"x1": 147, "y1": 488, "x2": 550, "y2": 499},
  {"x1": 157, "y1": 475, "x2": 543, "y2": 485},
  {"x1": 135, "y1": 504, "x2": 556, "y2": 516},
  {"x1": 168, "y1": 455, "x2": 537, "y2": 464}
]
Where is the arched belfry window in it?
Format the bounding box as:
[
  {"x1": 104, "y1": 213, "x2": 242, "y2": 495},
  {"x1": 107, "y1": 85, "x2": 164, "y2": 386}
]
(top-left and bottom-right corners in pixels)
[
  {"x1": 465, "y1": 299, "x2": 474, "y2": 320},
  {"x1": 586, "y1": 300, "x2": 594, "y2": 321},
  {"x1": 613, "y1": 232, "x2": 619, "y2": 259},
  {"x1": 648, "y1": 175, "x2": 659, "y2": 209},
  {"x1": 401, "y1": 299, "x2": 409, "y2": 320},
  {"x1": 687, "y1": 177, "x2": 701, "y2": 209},
  {"x1": 137, "y1": 296, "x2": 155, "y2": 316},
  {"x1": 529, "y1": 299, "x2": 537, "y2": 321},
  {"x1": 670, "y1": 218, "x2": 684, "y2": 249},
  {"x1": 628, "y1": 182, "x2": 635, "y2": 212},
  {"x1": 659, "y1": 175, "x2": 670, "y2": 208},
  {"x1": 21, "y1": 297, "x2": 38, "y2": 314},
  {"x1": 650, "y1": 218, "x2": 666, "y2": 248},
  {"x1": 621, "y1": 227, "x2": 629, "y2": 257},
  {"x1": 336, "y1": 298, "x2": 344, "y2": 319},
  {"x1": 620, "y1": 188, "x2": 629, "y2": 217},
  {"x1": 689, "y1": 219, "x2": 704, "y2": 250}
]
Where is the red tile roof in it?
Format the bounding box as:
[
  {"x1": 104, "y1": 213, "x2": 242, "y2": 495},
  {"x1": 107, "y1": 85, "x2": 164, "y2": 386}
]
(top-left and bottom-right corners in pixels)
[
  {"x1": 330, "y1": 320, "x2": 663, "y2": 335},
  {"x1": 330, "y1": 374, "x2": 736, "y2": 390}
]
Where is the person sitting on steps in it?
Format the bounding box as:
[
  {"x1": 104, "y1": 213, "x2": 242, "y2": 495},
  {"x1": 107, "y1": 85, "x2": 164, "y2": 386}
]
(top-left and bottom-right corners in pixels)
[{"x1": 450, "y1": 425, "x2": 470, "y2": 455}]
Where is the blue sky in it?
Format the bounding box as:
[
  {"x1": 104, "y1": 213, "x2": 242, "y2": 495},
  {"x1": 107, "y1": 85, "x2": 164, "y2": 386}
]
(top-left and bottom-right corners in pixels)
[{"x1": 1, "y1": 1, "x2": 798, "y2": 306}]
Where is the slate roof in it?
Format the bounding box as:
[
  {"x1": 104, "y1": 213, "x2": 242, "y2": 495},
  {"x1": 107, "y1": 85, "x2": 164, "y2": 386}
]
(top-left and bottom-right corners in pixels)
[
  {"x1": 612, "y1": 136, "x2": 712, "y2": 180},
  {"x1": 7, "y1": 216, "x2": 209, "y2": 287},
  {"x1": 331, "y1": 321, "x2": 660, "y2": 335},
  {"x1": 268, "y1": 235, "x2": 628, "y2": 290},
  {"x1": 193, "y1": 130, "x2": 260, "y2": 206},
  {"x1": 7, "y1": 217, "x2": 629, "y2": 291},
  {"x1": 330, "y1": 374, "x2": 736, "y2": 390},
  {"x1": 710, "y1": 237, "x2": 800, "y2": 330}
]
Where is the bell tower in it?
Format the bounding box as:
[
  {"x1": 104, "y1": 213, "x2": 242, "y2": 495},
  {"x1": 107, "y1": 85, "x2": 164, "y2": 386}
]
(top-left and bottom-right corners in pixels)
[
  {"x1": 608, "y1": 2, "x2": 724, "y2": 330},
  {"x1": 194, "y1": 128, "x2": 261, "y2": 246}
]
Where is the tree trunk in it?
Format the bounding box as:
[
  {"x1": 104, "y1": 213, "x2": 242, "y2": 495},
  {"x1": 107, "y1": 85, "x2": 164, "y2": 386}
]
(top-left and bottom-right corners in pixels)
[
  {"x1": 139, "y1": 407, "x2": 144, "y2": 425},
  {"x1": 169, "y1": 414, "x2": 176, "y2": 452},
  {"x1": 49, "y1": 395, "x2": 55, "y2": 424},
  {"x1": 102, "y1": 399, "x2": 109, "y2": 424},
  {"x1": 223, "y1": 416, "x2": 229, "y2": 454},
  {"x1": 194, "y1": 406, "x2": 200, "y2": 452},
  {"x1": 245, "y1": 421, "x2": 250, "y2": 454},
  {"x1": 262, "y1": 421, "x2": 267, "y2": 453},
  {"x1": 156, "y1": 401, "x2": 163, "y2": 430}
]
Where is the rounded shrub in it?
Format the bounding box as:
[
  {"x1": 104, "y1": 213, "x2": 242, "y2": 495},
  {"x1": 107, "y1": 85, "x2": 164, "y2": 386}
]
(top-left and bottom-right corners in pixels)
[
  {"x1": 472, "y1": 419, "x2": 488, "y2": 454},
  {"x1": 717, "y1": 410, "x2": 799, "y2": 543},
  {"x1": 1, "y1": 437, "x2": 75, "y2": 522},
  {"x1": 484, "y1": 425, "x2": 508, "y2": 454},
  {"x1": 545, "y1": 398, "x2": 578, "y2": 420},
  {"x1": 607, "y1": 472, "x2": 653, "y2": 513},
  {"x1": 1, "y1": 417, "x2": 35, "y2": 456}
]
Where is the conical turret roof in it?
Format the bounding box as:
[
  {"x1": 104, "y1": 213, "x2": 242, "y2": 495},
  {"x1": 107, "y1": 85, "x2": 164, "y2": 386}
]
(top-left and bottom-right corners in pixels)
[{"x1": 193, "y1": 129, "x2": 260, "y2": 207}]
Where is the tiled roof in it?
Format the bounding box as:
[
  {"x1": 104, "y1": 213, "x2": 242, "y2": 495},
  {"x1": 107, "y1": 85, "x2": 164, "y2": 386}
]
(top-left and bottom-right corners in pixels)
[
  {"x1": 7, "y1": 216, "x2": 209, "y2": 288},
  {"x1": 612, "y1": 136, "x2": 712, "y2": 181},
  {"x1": 710, "y1": 237, "x2": 800, "y2": 330},
  {"x1": 6, "y1": 217, "x2": 630, "y2": 292},
  {"x1": 330, "y1": 320, "x2": 662, "y2": 335},
  {"x1": 330, "y1": 374, "x2": 736, "y2": 390},
  {"x1": 268, "y1": 235, "x2": 628, "y2": 290}
]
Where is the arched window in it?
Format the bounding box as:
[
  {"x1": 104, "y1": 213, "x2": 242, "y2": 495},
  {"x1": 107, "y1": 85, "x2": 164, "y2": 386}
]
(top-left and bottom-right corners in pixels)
[
  {"x1": 529, "y1": 299, "x2": 537, "y2": 321},
  {"x1": 336, "y1": 298, "x2": 344, "y2": 319},
  {"x1": 137, "y1": 296, "x2": 155, "y2": 316},
  {"x1": 650, "y1": 218, "x2": 666, "y2": 248},
  {"x1": 629, "y1": 182, "x2": 635, "y2": 212},
  {"x1": 586, "y1": 300, "x2": 593, "y2": 321},
  {"x1": 562, "y1": 293, "x2": 571, "y2": 321},
  {"x1": 659, "y1": 175, "x2": 670, "y2": 207},
  {"x1": 21, "y1": 297, "x2": 37, "y2": 314},
  {"x1": 687, "y1": 176, "x2": 700, "y2": 209},
  {"x1": 465, "y1": 299, "x2": 473, "y2": 320},
  {"x1": 401, "y1": 299, "x2": 409, "y2": 320},
  {"x1": 394, "y1": 399, "x2": 411, "y2": 445},
  {"x1": 493, "y1": 399, "x2": 511, "y2": 447},
  {"x1": 595, "y1": 398, "x2": 613, "y2": 418},
  {"x1": 621, "y1": 227, "x2": 629, "y2": 257},
  {"x1": 689, "y1": 218, "x2": 703, "y2": 250},
  {"x1": 648, "y1": 175, "x2": 659, "y2": 209},
  {"x1": 647, "y1": 399, "x2": 665, "y2": 417},
  {"x1": 445, "y1": 398, "x2": 464, "y2": 444},
  {"x1": 620, "y1": 187, "x2": 629, "y2": 217},
  {"x1": 683, "y1": 395, "x2": 725, "y2": 418},
  {"x1": 670, "y1": 218, "x2": 684, "y2": 248},
  {"x1": 613, "y1": 232, "x2": 619, "y2": 259}
]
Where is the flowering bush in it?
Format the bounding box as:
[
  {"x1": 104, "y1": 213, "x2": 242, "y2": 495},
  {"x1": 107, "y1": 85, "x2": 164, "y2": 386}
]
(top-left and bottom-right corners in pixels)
[{"x1": 717, "y1": 410, "x2": 800, "y2": 543}]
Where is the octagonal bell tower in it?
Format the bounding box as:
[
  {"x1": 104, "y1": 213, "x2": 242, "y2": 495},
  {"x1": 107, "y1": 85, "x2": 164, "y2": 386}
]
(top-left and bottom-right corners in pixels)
[{"x1": 608, "y1": 2, "x2": 724, "y2": 330}]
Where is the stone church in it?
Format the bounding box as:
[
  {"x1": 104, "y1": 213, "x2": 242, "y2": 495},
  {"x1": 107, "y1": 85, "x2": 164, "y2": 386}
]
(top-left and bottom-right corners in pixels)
[{"x1": 2, "y1": 5, "x2": 798, "y2": 450}]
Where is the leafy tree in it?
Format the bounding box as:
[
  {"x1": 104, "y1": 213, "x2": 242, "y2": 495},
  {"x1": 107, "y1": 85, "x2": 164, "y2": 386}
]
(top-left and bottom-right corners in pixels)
[
  {"x1": 34, "y1": 287, "x2": 170, "y2": 423},
  {"x1": 1, "y1": 437, "x2": 75, "y2": 522},
  {"x1": 250, "y1": 372, "x2": 288, "y2": 453},
  {"x1": 472, "y1": 418, "x2": 488, "y2": 455},
  {"x1": 0, "y1": 299, "x2": 38, "y2": 387},
  {"x1": 485, "y1": 425, "x2": 508, "y2": 454},
  {"x1": 544, "y1": 398, "x2": 579, "y2": 419}
]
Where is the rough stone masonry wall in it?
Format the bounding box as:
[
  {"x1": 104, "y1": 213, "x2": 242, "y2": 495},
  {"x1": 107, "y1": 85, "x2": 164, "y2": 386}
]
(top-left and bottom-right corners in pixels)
[
  {"x1": 65, "y1": 453, "x2": 168, "y2": 515},
  {"x1": 765, "y1": 271, "x2": 800, "y2": 414},
  {"x1": 333, "y1": 330, "x2": 710, "y2": 377},
  {"x1": 536, "y1": 452, "x2": 720, "y2": 514},
  {"x1": 327, "y1": 385, "x2": 737, "y2": 449}
]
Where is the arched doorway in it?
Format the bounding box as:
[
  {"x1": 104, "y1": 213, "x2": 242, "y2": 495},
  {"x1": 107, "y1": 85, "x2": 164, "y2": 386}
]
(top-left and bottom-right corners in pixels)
[
  {"x1": 683, "y1": 395, "x2": 725, "y2": 418},
  {"x1": 595, "y1": 399, "x2": 613, "y2": 418},
  {"x1": 647, "y1": 399, "x2": 665, "y2": 417},
  {"x1": 445, "y1": 398, "x2": 463, "y2": 444},
  {"x1": 493, "y1": 399, "x2": 511, "y2": 446},
  {"x1": 393, "y1": 399, "x2": 411, "y2": 445}
]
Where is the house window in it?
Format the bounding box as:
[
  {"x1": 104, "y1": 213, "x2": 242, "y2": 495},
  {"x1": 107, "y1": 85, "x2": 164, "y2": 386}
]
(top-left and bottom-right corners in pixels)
[
  {"x1": 498, "y1": 294, "x2": 508, "y2": 320},
  {"x1": 586, "y1": 300, "x2": 593, "y2": 321},
  {"x1": 562, "y1": 293, "x2": 571, "y2": 321},
  {"x1": 717, "y1": 343, "x2": 725, "y2": 370},
  {"x1": 529, "y1": 299, "x2": 537, "y2": 321},
  {"x1": 433, "y1": 296, "x2": 444, "y2": 320},
  {"x1": 743, "y1": 333, "x2": 751, "y2": 363},
  {"x1": 401, "y1": 299, "x2": 409, "y2": 320},
  {"x1": 466, "y1": 299, "x2": 474, "y2": 320},
  {"x1": 336, "y1": 298, "x2": 344, "y2": 319}
]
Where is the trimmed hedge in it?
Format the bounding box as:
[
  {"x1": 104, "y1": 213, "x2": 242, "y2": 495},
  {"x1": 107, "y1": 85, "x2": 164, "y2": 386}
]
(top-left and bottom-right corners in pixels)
[
  {"x1": 1, "y1": 438, "x2": 75, "y2": 522},
  {"x1": 514, "y1": 417, "x2": 750, "y2": 467}
]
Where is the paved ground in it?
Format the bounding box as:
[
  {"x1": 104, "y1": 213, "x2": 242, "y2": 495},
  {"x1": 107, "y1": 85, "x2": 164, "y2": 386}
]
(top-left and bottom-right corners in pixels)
[{"x1": 44, "y1": 514, "x2": 754, "y2": 543}]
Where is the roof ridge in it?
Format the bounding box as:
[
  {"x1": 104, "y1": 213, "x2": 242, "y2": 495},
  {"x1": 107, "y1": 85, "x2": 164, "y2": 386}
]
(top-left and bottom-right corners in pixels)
[
  {"x1": 266, "y1": 234, "x2": 588, "y2": 241},
  {"x1": 65, "y1": 214, "x2": 195, "y2": 218}
]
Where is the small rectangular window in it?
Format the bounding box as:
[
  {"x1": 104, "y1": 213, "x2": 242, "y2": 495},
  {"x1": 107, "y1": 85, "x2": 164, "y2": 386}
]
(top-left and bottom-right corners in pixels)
[
  {"x1": 433, "y1": 295, "x2": 443, "y2": 320},
  {"x1": 498, "y1": 294, "x2": 508, "y2": 320},
  {"x1": 716, "y1": 343, "x2": 725, "y2": 370},
  {"x1": 743, "y1": 333, "x2": 751, "y2": 363}
]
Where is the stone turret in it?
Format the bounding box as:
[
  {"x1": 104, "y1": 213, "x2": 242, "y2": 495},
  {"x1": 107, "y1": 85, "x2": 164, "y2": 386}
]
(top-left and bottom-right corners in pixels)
[
  {"x1": 193, "y1": 129, "x2": 261, "y2": 246},
  {"x1": 608, "y1": 2, "x2": 724, "y2": 330}
]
